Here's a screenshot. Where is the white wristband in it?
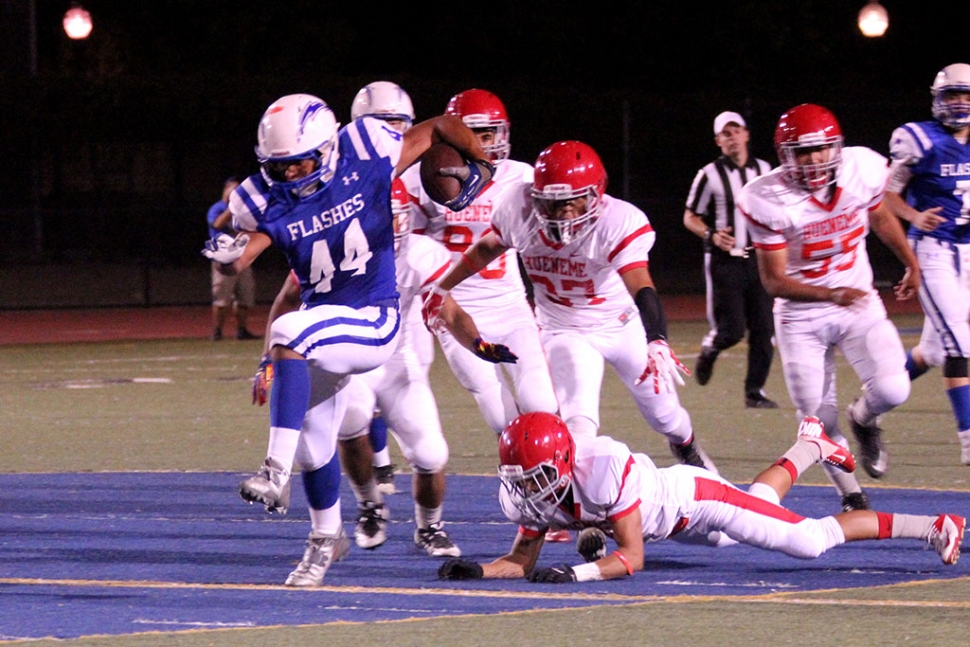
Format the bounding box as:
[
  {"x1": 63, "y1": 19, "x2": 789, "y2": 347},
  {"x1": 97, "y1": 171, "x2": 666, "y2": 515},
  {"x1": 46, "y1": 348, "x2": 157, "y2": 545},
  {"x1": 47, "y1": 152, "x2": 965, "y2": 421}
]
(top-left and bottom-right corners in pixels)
[{"x1": 571, "y1": 561, "x2": 603, "y2": 582}]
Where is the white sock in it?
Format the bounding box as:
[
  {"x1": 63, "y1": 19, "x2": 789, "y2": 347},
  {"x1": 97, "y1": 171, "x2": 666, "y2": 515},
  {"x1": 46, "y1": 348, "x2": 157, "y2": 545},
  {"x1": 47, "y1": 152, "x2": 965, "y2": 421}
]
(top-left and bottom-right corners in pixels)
[
  {"x1": 415, "y1": 503, "x2": 443, "y2": 529},
  {"x1": 349, "y1": 478, "x2": 383, "y2": 506},
  {"x1": 373, "y1": 447, "x2": 392, "y2": 468},
  {"x1": 309, "y1": 502, "x2": 342, "y2": 536},
  {"x1": 747, "y1": 482, "x2": 781, "y2": 505},
  {"x1": 267, "y1": 427, "x2": 301, "y2": 473}
]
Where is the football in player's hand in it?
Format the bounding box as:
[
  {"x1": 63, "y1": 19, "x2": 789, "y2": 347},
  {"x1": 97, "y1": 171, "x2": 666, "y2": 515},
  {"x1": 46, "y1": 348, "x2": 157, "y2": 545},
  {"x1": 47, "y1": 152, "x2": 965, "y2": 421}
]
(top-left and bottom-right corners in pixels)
[{"x1": 420, "y1": 143, "x2": 464, "y2": 206}]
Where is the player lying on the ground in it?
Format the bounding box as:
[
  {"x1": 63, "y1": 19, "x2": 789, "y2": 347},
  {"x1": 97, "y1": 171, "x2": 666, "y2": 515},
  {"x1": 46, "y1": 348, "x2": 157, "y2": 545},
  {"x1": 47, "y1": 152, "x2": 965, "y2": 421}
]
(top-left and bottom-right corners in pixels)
[{"x1": 438, "y1": 412, "x2": 965, "y2": 583}]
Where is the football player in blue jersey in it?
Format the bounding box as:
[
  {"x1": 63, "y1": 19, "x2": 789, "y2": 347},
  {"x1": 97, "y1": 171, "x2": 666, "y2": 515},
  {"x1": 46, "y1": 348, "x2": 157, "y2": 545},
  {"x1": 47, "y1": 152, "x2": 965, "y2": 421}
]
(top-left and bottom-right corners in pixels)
[
  {"x1": 203, "y1": 92, "x2": 492, "y2": 586},
  {"x1": 884, "y1": 63, "x2": 970, "y2": 466}
]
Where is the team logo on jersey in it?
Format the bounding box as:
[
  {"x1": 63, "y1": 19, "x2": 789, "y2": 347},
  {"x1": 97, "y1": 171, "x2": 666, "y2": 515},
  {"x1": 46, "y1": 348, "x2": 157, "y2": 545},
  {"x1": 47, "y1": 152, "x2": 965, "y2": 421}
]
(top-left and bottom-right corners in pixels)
[
  {"x1": 285, "y1": 193, "x2": 366, "y2": 240},
  {"x1": 940, "y1": 163, "x2": 970, "y2": 177}
]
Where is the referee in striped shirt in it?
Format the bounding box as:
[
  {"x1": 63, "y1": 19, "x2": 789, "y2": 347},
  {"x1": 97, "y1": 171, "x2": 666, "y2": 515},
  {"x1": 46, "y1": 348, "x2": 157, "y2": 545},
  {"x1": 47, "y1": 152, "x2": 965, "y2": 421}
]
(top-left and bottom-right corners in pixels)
[{"x1": 683, "y1": 111, "x2": 777, "y2": 409}]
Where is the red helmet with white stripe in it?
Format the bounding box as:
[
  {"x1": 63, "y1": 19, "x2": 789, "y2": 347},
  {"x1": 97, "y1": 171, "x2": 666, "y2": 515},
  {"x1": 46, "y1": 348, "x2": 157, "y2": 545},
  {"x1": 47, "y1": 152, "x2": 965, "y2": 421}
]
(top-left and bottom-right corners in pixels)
[
  {"x1": 445, "y1": 89, "x2": 511, "y2": 162},
  {"x1": 531, "y1": 141, "x2": 607, "y2": 245},
  {"x1": 498, "y1": 412, "x2": 575, "y2": 525},
  {"x1": 774, "y1": 104, "x2": 843, "y2": 192}
]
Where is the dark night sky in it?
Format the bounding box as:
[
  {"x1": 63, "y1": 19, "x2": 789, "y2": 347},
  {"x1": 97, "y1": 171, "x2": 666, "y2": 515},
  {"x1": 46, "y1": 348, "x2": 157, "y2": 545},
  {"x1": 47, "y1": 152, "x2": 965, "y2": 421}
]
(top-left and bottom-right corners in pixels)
[{"x1": 2, "y1": 0, "x2": 967, "y2": 274}]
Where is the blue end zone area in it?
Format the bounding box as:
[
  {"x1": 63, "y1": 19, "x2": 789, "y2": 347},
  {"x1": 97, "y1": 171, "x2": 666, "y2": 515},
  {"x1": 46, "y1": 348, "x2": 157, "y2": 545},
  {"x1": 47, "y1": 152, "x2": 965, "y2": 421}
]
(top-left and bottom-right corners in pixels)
[{"x1": 0, "y1": 472, "x2": 966, "y2": 640}]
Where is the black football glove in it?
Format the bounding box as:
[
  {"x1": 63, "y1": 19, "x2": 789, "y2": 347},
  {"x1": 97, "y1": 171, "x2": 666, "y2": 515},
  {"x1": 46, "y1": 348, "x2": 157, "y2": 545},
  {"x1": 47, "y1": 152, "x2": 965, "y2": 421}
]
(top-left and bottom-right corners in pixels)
[
  {"x1": 473, "y1": 337, "x2": 518, "y2": 364},
  {"x1": 441, "y1": 158, "x2": 495, "y2": 212},
  {"x1": 528, "y1": 564, "x2": 577, "y2": 584},
  {"x1": 438, "y1": 558, "x2": 484, "y2": 580}
]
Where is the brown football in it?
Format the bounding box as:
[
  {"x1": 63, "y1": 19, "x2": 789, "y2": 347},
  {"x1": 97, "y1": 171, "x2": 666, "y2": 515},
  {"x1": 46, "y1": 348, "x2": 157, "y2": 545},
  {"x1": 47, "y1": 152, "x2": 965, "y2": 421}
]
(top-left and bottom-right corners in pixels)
[{"x1": 419, "y1": 142, "x2": 465, "y2": 205}]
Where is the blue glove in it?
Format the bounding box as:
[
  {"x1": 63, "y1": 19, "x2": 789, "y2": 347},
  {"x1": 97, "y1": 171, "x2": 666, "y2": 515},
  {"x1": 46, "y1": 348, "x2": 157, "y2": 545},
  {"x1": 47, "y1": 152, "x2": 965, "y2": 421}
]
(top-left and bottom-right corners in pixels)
[
  {"x1": 441, "y1": 159, "x2": 495, "y2": 212},
  {"x1": 473, "y1": 337, "x2": 518, "y2": 364},
  {"x1": 528, "y1": 564, "x2": 577, "y2": 584}
]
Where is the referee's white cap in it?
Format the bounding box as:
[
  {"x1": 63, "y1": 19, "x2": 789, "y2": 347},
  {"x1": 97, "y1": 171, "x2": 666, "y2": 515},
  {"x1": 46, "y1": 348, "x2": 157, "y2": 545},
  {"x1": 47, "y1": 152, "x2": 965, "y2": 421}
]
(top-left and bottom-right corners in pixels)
[{"x1": 714, "y1": 111, "x2": 746, "y2": 134}]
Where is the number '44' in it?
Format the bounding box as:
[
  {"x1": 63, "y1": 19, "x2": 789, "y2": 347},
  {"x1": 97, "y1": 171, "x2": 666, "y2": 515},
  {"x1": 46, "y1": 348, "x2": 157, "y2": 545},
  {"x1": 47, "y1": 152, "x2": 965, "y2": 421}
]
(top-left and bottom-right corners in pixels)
[{"x1": 310, "y1": 219, "x2": 373, "y2": 294}]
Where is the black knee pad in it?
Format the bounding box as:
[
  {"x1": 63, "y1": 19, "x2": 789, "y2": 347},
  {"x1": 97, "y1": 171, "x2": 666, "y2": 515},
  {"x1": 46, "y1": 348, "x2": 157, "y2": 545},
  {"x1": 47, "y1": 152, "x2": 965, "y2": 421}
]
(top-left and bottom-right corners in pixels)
[{"x1": 944, "y1": 356, "x2": 969, "y2": 379}]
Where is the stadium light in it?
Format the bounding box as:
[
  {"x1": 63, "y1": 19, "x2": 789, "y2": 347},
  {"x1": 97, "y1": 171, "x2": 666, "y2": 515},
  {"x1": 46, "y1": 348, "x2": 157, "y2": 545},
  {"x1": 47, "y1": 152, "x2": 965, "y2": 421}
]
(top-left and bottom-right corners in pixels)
[
  {"x1": 63, "y1": 5, "x2": 93, "y2": 40},
  {"x1": 858, "y1": 2, "x2": 888, "y2": 37}
]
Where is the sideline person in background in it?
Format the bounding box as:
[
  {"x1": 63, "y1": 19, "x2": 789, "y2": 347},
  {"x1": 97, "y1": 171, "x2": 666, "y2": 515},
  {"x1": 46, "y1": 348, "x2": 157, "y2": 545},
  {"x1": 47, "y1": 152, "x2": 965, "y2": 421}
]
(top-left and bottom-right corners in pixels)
[
  {"x1": 684, "y1": 111, "x2": 776, "y2": 408},
  {"x1": 206, "y1": 176, "x2": 258, "y2": 341}
]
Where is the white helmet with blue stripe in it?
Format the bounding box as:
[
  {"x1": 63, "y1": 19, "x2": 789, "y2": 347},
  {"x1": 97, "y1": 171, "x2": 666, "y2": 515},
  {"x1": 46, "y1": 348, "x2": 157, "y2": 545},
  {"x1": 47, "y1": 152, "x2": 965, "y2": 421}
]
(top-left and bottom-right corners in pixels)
[
  {"x1": 932, "y1": 63, "x2": 970, "y2": 129},
  {"x1": 350, "y1": 81, "x2": 414, "y2": 131},
  {"x1": 255, "y1": 93, "x2": 340, "y2": 197}
]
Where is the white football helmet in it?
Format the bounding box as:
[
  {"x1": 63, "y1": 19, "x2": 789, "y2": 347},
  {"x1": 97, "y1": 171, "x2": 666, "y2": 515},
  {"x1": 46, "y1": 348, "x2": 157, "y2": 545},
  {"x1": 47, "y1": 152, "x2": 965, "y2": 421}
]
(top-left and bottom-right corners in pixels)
[
  {"x1": 351, "y1": 81, "x2": 414, "y2": 131},
  {"x1": 932, "y1": 63, "x2": 970, "y2": 129},
  {"x1": 255, "y1": 94, "x2": 340, "y2": 197}
]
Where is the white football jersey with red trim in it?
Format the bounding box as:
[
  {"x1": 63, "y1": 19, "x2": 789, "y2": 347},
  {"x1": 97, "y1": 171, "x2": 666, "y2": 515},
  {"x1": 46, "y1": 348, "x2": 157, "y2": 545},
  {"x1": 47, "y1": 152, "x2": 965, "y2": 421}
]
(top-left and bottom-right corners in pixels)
[
  {"x1": 491, "y1": 194, "x2": 655, "y2": 331},
  {"x1": 406, "y1": 159, "x2": 532, "y2": 314},
  {"x1": 740, "y1": 147, "x2": 888, "y2": 312}
]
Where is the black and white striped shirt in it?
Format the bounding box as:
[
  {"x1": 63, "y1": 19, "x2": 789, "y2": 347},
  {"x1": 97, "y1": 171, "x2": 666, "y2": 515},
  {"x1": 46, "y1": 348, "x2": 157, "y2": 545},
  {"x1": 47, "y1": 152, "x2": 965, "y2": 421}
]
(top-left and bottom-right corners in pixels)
[{"x1": 686, "y1": 155, "x2": 772, "y2": 251}]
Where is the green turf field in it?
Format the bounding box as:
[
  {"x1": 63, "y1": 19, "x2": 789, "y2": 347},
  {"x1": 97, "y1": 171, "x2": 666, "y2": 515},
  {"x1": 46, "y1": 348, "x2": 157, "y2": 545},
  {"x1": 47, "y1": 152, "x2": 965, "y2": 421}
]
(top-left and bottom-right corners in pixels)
[{"x1": 2, "y1": 314, "x2": 968, "y2": 646}]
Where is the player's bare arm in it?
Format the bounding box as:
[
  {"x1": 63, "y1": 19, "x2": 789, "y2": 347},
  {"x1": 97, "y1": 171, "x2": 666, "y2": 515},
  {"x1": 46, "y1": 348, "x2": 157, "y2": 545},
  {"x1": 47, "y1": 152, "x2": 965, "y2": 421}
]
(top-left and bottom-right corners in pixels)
[
  {"x1": 437, "y1": 294, "x2": 518, "y2": 364},
  {"x1": 869, "y1": 202, "x2": 920, "y2": 300},
  {"x1": 590, "y1": 510, "x2": 644, "y2": 580},
  {"x1": 755, "y1": 246, "x2": 867, "y2": 306},
  {"x1": 216, "y1": 230, "x2": 273, "y2": 277},
  {"x1": 481, "y1": 530, "x2": 545, "y2": 579},
  {"x1": 438, "y1": 232, "x2": 509, "y2": 292},
  {"x1": 396, "y1": 115, "x2": 488, "y2": 177}
]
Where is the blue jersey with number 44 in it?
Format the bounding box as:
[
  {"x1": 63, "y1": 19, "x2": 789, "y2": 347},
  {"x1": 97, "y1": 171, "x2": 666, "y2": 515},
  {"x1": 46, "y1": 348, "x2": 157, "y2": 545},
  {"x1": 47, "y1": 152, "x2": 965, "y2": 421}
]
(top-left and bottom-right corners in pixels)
[
  {"x1": 890, "y1": 119, "x2": 970, "y2": 244},
  {"x1": 231, "y1": 118, "x2": 402, "y2": 309}
]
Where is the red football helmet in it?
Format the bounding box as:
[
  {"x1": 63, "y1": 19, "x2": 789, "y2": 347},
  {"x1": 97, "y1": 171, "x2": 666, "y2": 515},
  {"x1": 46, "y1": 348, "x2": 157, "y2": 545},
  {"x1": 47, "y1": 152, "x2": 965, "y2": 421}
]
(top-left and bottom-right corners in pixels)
[
  {"x1": 391, "y1": 177, "x2": 411, "y2": 253},
  {"x1": 445, "y1": 89, "x2": 511, "y2": 162},
  {"x1": 531, "y1": 141, "x2": 608, "y2": 245},
  {"x1": 498, "y1": 412, "x2": 575, "y2": 524},
  {"x1": 774, "y1": 104, "x2": 843, "y2": 192}
]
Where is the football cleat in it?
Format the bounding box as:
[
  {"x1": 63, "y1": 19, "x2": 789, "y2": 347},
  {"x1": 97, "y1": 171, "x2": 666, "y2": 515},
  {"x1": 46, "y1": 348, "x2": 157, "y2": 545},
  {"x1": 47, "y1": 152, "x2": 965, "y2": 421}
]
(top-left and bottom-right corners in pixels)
[
  {"x1": 354, "y1": 501, "x2": 388, "y2": 550},
  {"x1": 414, "y1": 522, "x2": 461, "y2": 558},
  {"x1": 841, "y1": 491, "x2": 871, "y2": 512},
  {"x1": 576, "y1": 527, "x2": 607, "y2": 562},
  {"x1": 847, "y1": 398, "x2": 888, "y2": 478},
  {"x1": 797, "y1": 416, "x2": 855, "y2": 473},
  {"x1": 928, "y1": 514, "x2": 965, "y2": 565},
  {"x1": 669, "y1": 437, "x2": 719, "y2": 475},
  {"x1": 238, "y1": 457, "x2": 291, "y2": 515},
  {"x1": 284, "y1": 528, "x2": 352, "y2": 587}
]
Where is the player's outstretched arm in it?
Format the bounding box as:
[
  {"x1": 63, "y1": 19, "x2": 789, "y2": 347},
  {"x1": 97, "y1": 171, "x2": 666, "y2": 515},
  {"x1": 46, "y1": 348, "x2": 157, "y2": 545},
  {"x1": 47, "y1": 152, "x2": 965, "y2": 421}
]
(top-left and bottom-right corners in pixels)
[
  {"x1": 869, "y1": 201, "x2": 920, "y2": 300},
  {"x1": 396, "y1": 114, "x2": 489, "y2": 177},
  {"x1": 530, "y1": 511, "x2": 645, "y2": 584},
  {"x1": 422, "y1": 232, "x2": 509, "y2": 330},
  {"x1": 439, "y1": 530, "x2": 544, "y2": 581},
  {"x1": 438, "y1": 294, "x2": 517, "y2": 364}
]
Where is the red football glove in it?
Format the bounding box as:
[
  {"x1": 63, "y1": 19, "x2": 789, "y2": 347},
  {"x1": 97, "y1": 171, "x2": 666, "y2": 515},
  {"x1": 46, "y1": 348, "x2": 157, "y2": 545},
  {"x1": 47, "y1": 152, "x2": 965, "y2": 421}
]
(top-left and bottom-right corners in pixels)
[
  {"x1": 252, "y1": 354, "x2": 273, "y2": 406},
  {"x1": 421, "y1": 285, "x2": 450, "y2": 334},
  {"x1": 635, "y1": 340, "x2": 689, "y2": 394}
]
